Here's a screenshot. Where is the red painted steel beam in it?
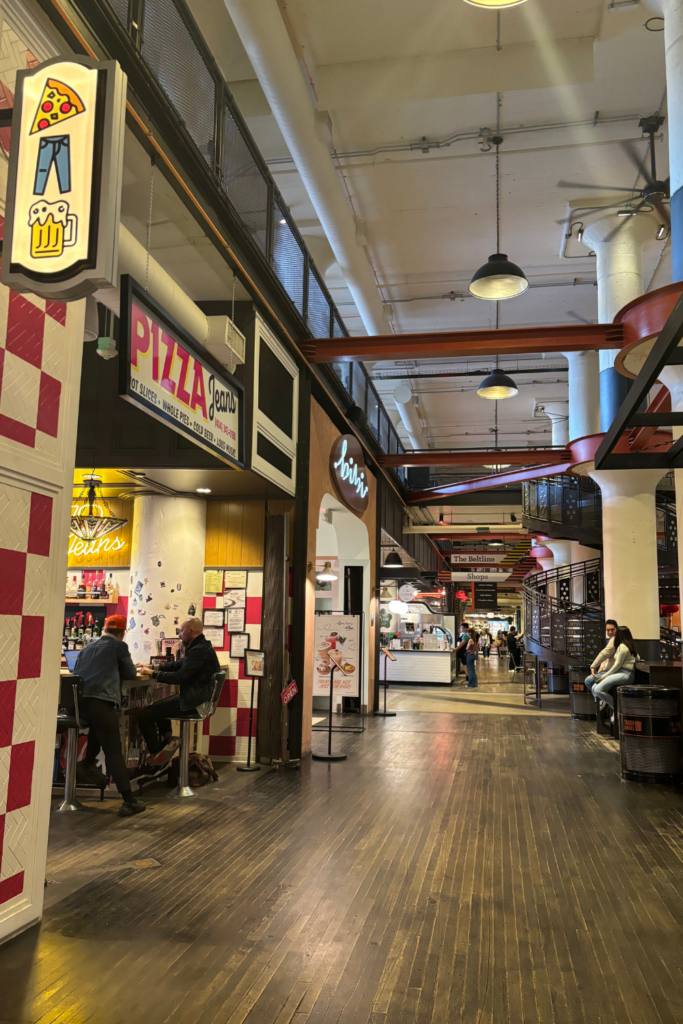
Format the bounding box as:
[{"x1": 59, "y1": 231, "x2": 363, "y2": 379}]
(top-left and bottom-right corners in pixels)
[
  {"x1": 406, "y1": 462, "x2": 573, "y2": 503},
  {"x1": 379, "y1": 449, "x2": 571, "y2": 468},
  {"x1": 301, "y1": 323, "x2": 624, "y2": 363}
]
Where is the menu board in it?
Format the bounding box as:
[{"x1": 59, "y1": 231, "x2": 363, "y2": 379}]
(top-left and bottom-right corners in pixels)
[{"x1": 313, "y1": 613, "x2": 360, "y2": 697}]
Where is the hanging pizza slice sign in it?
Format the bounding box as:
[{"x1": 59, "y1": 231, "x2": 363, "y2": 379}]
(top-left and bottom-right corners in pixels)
[{"x1": 30, "y1": 78, "x2": 85, "y2": 134}]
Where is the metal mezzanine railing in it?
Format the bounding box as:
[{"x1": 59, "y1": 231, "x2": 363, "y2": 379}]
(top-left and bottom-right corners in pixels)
[{"x1": 75, "y1": 0, "x2": 406, "y2": 469}]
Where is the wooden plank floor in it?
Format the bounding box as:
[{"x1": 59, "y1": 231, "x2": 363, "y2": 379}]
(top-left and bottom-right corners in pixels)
[{"x1": 3, "y1": 660, "x2": 683, "y2": 1023}]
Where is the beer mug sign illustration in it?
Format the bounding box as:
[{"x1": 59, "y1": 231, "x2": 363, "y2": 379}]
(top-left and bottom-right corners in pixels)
[
  {"x1": 2, "y1": 56, "x2": 127, "y2": 300},
  {"x1": 29, "y1": 201, "x2": 77, "y2": 259}
]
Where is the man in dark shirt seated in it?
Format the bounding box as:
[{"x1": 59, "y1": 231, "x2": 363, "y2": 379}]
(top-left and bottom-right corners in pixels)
[
  {"x1": 74, "y1": 614, "x2": 146, "y2": 817},
  {"x1": 136, "y1": 616, "x2": 220, "y2": 763}
]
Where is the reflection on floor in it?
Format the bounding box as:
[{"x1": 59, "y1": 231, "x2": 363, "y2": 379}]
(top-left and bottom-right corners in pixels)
[
  {"x1": 387, "y1": 658, "x2": 571, "y2": 717},
  {"x1": 3, "y1": 655, "x2": 683, "y2": 1023}
]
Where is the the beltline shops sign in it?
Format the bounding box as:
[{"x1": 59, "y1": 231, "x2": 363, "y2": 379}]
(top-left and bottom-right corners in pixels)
[
  {"x1": 450, "y1": 553, "x2": 505, "y2": 564},
  {"x1": 119, "y1": 276, "x2": 244, "y2": 468},
  {"x1": 2, "y1": 56, "x2": 126, "y2": 300},
  {"x1": 451, "y1": 571, "x2": 511, "y2": 582}
]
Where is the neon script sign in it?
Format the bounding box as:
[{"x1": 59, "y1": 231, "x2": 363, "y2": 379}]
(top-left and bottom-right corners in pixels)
[
  {"x1": 330, "y1": 435, "x2": 369, "y2": 515},
  {"x1": 69, "y1": 503, "x2": 126, "y2": 557},
  {"x1": 119, "y1": 277, "x2": 243, "y2": 469}
]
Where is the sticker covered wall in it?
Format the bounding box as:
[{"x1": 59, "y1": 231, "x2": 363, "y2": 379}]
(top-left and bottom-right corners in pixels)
[{"x1": 119, "y1": 277, "x2": 243, "y2": 468}]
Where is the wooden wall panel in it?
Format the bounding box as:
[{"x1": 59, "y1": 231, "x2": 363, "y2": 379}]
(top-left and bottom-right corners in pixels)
[{"x1": 205, "y1": 500, "x2": 266, "y2": 567}]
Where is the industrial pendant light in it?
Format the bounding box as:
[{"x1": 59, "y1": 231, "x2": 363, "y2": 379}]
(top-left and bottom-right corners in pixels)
[
  {"x1": 463, "y1": 0, "x2": 529, "y2": 8},
  {"x1": 316, "y1": 561, "x2": 338, "y2": 582},
  {"x1": 469, "y1": 122, "x2": 528, "y2": 300},
  {"x1": 384, "y1": 549, "x2": 403, "y2": 567},
  {"x1": 477, "y1": 367, "x2": 519, "y2": 399},
  {"x1": 70, "y1": 474, "x2": 128, "y2": 541}
]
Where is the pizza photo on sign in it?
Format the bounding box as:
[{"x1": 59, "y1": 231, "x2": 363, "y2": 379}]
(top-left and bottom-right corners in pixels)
[{"x1": 30, "y1": 79, "x2": 85, "y2": 134}]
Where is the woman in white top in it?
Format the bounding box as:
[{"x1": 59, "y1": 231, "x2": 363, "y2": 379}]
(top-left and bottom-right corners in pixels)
[{"x1": 591, "y1": 626, "x2": 639, "y2": 711}]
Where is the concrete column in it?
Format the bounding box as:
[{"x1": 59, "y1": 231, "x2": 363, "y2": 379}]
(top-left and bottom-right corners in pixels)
[
  {"x1": 127, "y1": 496, "x2": 207, "y2": 660},
  {"x1": 562, "y1": 351, "x2": 601, "y2": 441},
  {"x1": 582, "y1": 215, "x2": 657, "y2": 430},
  {"x1": 643, "y1": 0, "x2": 683, "y2": 280},
  {"x1": 588, "y1": 469, "x2": 664, "y2": 658},
  {"x1": 541, "y1": 401, "x2": 569, "y2": 447}
]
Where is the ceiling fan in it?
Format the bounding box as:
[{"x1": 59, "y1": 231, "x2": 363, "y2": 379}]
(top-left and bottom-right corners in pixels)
[{"x1": 557, "y1": 115, "x2": 670, "y2": 239}]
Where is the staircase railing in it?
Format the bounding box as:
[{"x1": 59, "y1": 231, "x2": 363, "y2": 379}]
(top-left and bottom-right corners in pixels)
[
  {"x1": 523, "y1": 559, "x2": 605, "y2": 665},
  {"x1": 524, "y1": 558, "x2": 679, "y2": 664}
]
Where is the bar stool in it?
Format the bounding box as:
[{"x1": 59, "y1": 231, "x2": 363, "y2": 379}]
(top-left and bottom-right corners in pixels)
[
  {"x1": 56, "y1": 674, "x2": 86, "y2": 813},
  {"x1": 171, "y1": 671, "x2": 226, "y2": 799}
]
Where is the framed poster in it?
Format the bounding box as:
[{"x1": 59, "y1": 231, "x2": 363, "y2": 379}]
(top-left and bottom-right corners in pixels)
[
  {"x1": 224, "y1": 570, "x2": 247, "y2": 589},
  {"x1": 203, "y1": 609, "x2": 224, "y2": 628},
  {"x1": 230, "y1": 632, "x2": 250, "y2": 658},
  {"x1": 224, "y1": 588, "x2": 246, "y2": 609},
  {"x1": 227, "y1": 607, "x2": 245, "y2": 632},
  {"x1": 204, "y1": 628, "x2": 224, "y2": 648},
  {"x1": 245, "y1": 649, "x2": 265, "y2": 678},
  {"x1": 313, "y1": 613, "x2": 360, "y2": 698}
]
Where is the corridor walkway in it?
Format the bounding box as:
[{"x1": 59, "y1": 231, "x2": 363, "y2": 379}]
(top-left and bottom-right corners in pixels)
[{"x1": 2, "y1": 665, "x2": 683, "y2": 1024}]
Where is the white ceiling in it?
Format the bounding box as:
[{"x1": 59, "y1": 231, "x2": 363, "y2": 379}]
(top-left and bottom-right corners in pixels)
[{"x1": 186, "y1": 1, "x2": 670, "y2": 472}]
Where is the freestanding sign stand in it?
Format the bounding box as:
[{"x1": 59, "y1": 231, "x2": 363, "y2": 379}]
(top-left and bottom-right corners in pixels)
[
  {"x1": 238, "y1": 649, "x2": 265, "y2": 773},
  {"x1": 312, "y1": 665, "x2": 347, "y2": 762},
  {"x1": 374, "y1": 648, "x2": 396, "y2": 718}
]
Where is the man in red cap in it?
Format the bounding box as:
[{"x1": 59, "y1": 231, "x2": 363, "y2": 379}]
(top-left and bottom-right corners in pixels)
[{"x1": 74, "y1": 614, "x2": 146, "y2": 817}]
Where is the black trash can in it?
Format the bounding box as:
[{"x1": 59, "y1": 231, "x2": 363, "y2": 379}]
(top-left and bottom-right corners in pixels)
[
  {"x1": 569, "y1": 668, "x2": 596, "y2": 720},
  {"x1": 547, "y1": 665, "x2": 569, "y2": 694},
  {"x1": 618, "y1": 686, "x2": 683, "y2": 785}
]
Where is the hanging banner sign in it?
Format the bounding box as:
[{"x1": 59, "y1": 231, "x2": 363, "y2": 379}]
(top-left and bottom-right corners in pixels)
[
  {"x1": 2, "y1": 56, "x2": 127, "y2": 300},
  {"x1": 451, "y1": 571, "x2": 511, "y2": 582},
  {"x1": 474, "y1": 582, "x2": 498, "y2": 610},
  {"x1": 313, "y1": 614, "x2": 360, "y2": 697},
  {"x1": 119, "y1": 276, "x2": 244, "y2": 468},
  {"x1": 450, "y1": 553, "x2": 506, "y2": 564}
]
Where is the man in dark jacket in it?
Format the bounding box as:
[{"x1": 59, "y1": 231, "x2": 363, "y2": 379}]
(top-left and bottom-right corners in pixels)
[
  {"x1": 137, "y1": 617, "x2": 220, "y2": 763},
  {"x1": 74, "y1": 614, "x2": 146, "y2": 817}
]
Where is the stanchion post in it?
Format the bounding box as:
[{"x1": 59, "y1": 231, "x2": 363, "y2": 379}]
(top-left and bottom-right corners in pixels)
[
  {"x1": 237, "y1": 675, "x2": 261, "y2": 773},
  {"x1": 313, "y1": 664, "x2": 347, "y2": 762},
  {"x1": 374, "y1": 650, "x2": 396, "y2": 718}
]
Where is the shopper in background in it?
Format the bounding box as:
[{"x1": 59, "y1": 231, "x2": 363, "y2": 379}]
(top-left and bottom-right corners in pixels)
[
  {"x1": 74, "y1": 614, "x2": 146, "y2": 818},
  {"x1": 584, "y1": 619, "x2": 618, "y2": 693},
  {"x1": 136, "y1": 616, "x2": 220, "y2": 761},
  {"x1": 466, "y1": 629, "x2": 479, "y2": 689},
  {"x1": 456, "y1": 623, "x2": 471, "y2": 682},
  {"x1": 590, "y1": 626, "x2": 639, "y2": 711},
  {"x1": 507, "y1": 628, "x2": 521, "y2": 670},
  {"x1": 480, "y1": 629, "x2": 492, "y2": 659}
]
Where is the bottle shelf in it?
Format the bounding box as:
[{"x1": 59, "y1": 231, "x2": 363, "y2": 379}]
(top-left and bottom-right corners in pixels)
[{"x1": 65, "y1": 598, "x2": 116, "y2": 605}]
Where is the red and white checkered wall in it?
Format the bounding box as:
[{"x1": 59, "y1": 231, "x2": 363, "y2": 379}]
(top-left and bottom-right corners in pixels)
[
  {"x1": 0, "y1": 283, "x2": 84, "y2": 942},
  {"x1": 201, "y1": 570, "x2": 263, "y2": 761}
]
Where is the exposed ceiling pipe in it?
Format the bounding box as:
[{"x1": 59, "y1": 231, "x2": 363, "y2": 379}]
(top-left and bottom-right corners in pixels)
[
  {"x1": 393, "y1": 383, "x2": 428, "y2": 450},
  {"x1": 222, "y1": 0, "x2": 386, "y2": 336}
]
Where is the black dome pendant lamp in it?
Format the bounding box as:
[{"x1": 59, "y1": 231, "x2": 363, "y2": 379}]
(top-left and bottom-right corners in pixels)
[{"x1": 469, "y1": 125, "x2": 528, "y2": 300}]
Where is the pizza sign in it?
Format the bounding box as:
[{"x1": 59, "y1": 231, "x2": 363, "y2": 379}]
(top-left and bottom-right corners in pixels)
[{"x1": 2, "y1": 56, "x2": 127, "y2": 300}]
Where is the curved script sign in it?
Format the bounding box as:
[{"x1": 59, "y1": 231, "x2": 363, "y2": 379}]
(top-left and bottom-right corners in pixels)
[{"x1": 330, "y1": 435, "x2": 369, "y2": 516}]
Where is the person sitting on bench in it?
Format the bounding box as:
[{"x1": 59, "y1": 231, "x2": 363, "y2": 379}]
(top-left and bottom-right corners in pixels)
[
  {"x1": 585, "y1": 620, "x2": 618, "y2": 692},
  {"x1": 136, "y1": 617, "x2": 220, "y2": 763},
  {"x1": 590, "y1": 626, "x2": 639, "y2": 712}
]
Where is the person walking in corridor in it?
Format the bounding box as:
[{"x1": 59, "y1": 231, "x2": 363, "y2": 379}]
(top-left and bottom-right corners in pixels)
[{"x1": 466, "y1": 629, "x2": 479, "y2": 689}]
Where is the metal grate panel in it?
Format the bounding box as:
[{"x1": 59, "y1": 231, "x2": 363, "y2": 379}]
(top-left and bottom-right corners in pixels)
[
  {"x1": 333, "y1": 314, "x2": 347, "y2": 338},
  {"x1": 222, "y1": 107, "x2": 269, "y2": 253},
  {"x1": 272, "y1": 207, "x2": 305, "y2": 314},
  {"x1": 142, "y1": 0, "x2": 216, "y2": 165},
  {"x1": 105, "y1": 0, "x2": 129, "y2": 25},
  {"x1": 307, "y1": 267, "x2": 332, "y2": 339}
]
